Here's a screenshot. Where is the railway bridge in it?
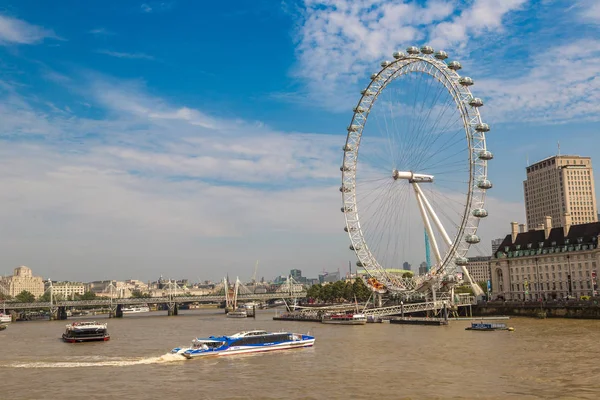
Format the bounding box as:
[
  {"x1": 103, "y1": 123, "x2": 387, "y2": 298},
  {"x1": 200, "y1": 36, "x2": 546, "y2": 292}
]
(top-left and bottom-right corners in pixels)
[{"x1": 2, "y1": 292, "x2": 306, "y2": 320}]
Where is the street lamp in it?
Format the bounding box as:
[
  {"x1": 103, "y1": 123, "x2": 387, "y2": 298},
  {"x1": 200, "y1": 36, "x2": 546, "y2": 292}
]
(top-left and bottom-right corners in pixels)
[
  {"x1": 534, "y1": 257, "x2": 540, "y2": 301},
  {"x1": 566, "y1": 255, "x2": 573, "y2": 299}
]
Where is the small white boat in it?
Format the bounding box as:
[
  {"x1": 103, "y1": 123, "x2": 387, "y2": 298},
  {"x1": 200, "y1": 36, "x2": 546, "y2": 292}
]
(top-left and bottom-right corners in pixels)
[
  {"x1": 171, "y1": 330, "x2": 315, "y2": 359},
  {"x1": 227, "y1": 308, "x2": 247, "y2": 318},
  {"x1": 122, "y1": 305, "x2": 150, "y2": 314},
  {"x1": 321, "y1": 313, "x2": 367, "y2": 325},
  {"x1": 0, "y1": 314, "x2": 11, "y2": 324}
]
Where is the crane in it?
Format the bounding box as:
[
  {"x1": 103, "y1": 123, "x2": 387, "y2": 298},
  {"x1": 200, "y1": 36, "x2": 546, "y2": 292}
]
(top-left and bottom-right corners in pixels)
[{"x1": 251, "y1": 260, "x2": 259, "y2": 284}]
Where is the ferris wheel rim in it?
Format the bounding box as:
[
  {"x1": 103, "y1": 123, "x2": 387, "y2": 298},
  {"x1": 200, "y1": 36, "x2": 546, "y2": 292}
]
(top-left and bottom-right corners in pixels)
[{"x1": 340, "y1": 48, "x2": 490, "y2": 293}]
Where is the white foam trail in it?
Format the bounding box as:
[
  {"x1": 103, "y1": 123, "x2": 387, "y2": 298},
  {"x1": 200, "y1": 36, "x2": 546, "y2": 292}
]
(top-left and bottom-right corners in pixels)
[{"x1": 6, "y1": 353, "x2": 185, "y2": 368}]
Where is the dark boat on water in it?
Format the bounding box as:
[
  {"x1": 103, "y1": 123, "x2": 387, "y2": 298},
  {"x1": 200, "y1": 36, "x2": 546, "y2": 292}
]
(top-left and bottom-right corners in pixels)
[
  {"x1": 62, "y1": 321, "x2": 110, "y2": 343},
  {"x1": 465, "y1": 322, "x2": 514, "y2": 331}
]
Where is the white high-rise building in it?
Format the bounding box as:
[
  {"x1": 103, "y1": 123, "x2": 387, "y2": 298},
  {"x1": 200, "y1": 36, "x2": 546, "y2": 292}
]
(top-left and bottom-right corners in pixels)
[{"x1": 524, "y1": 155, "x2": 597, "y2": 229}]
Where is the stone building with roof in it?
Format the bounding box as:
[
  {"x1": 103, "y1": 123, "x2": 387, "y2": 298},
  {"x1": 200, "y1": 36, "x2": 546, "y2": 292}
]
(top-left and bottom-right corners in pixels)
[
  {"x1": 0, "y1": 266, "x2": 45, "y2": 298},
  {"x1": 490, "y1": 217, "x2": 599, "y2": 301}
]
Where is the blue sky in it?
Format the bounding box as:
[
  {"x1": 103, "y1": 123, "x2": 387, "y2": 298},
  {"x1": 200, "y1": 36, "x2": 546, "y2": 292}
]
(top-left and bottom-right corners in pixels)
[{"x1": 0, "y1": 0, "x2": 599, "y2": 282}]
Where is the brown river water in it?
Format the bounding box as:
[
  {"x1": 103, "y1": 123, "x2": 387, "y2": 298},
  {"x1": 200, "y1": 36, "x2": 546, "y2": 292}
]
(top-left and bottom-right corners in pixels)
[{"x1": 1, "y1": 309, "x2": 599, "y2": 399}]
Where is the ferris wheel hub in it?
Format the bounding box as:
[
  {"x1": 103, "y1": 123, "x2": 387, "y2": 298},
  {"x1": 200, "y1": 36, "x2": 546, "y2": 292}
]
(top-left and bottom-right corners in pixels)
[{"x1": 392, "y1": 169, "x2": 434, "y2": 183}]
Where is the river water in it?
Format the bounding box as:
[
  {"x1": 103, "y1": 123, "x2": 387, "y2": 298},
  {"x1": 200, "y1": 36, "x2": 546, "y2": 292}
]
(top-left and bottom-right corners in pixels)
[{"x1": 1, "y1": 309, "x2": 599, "y2": 399}]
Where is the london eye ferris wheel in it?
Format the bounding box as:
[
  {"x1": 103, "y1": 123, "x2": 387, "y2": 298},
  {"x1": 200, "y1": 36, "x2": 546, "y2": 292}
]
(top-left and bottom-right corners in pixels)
[{"x1": 340, "y1": 46, "x2": 492, "y2": 297}]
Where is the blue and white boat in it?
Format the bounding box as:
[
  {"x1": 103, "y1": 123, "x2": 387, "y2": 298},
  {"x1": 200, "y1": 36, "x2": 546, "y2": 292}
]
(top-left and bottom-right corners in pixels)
[{"x1": 171, "y1": 330, "x2": 315, "y2": 359}]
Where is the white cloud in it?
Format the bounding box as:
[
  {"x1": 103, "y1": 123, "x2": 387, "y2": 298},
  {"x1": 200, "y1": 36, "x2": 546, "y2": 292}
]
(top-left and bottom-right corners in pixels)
[
  {"x1": 577, "y1": 0, "x2": 600, "y2": 24},
  {"x1": 95, "y1": 49, "x2": 154, "y2": 60},
  {"x1": 0, "y1": 14, "x2": 59, "y2": 45},
  {"x1": 294, "y1": 0, "x2": 526, "y2": 111},
  {"x1": 88, "y1": 28, "x2": 115, "y2": 36},
  {"x1": 477, "y1": 39, "x2": 600, "y2": 123},
  {"x1": 429, "y1": 0, "x2": 527, "y2": 48}
]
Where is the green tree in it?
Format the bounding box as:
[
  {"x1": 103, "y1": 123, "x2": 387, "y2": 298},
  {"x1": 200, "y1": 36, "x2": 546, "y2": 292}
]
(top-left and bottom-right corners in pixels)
[
  {"x1": 130, "y1": 290, "x2": 149, "y2": 298},
  {"x1": 15, "y1": 290, "x2": 35, "y2": 303},
  {"x1": 306, "y1": 284, "x2": 322, "y2": 301},
  {"x1": 77, "y1": 291, "x2": 97, "y2": 300},
  {"x1": 0, "y1": 292, "x2": 11, "y2": 301},
  {"x1": 454, "y1": 285, "x2": 473, "y2": 295},
  {"x1": 352, "y1": 278, "x2": 371, "y2": 302}
]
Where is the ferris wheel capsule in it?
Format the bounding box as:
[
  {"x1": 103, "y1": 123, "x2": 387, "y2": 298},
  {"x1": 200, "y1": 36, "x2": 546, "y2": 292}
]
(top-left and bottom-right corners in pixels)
[
  {"x1": 392, "y1": 51, "x2": 405, "y2": 59},
  {"x1": 447, "y1": 61, "x2": 462, "y2": 70},
  {"x1": 469, "y1": 97, "x2": 484, "y2": 107},
  {"x1": 406, "y1": 46, "x2": 420, "y2": 54},
  {"x1": 434, "y1": 50, "x2": 448, "y2": 60},
  {"x1": 459, "y1": 77, "x2": 474, "y2": 86},
  {"x1": 420, "y1": 46, "x2": 434, "y2": 54},
  {"x1": 478, "y1": 150, "x2": 494, "y2": 160}
]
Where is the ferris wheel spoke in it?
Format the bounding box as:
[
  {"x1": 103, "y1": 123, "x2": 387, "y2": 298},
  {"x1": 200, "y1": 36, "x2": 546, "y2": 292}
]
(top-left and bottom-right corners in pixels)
[{"x1": 408, "y1": 90, "x2": 459, "y2": 168}]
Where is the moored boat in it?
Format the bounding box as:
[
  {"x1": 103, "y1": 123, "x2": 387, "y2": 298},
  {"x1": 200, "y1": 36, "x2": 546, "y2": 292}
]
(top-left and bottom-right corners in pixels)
[
  {"x1": 227, "y1": 308, "x2": 248, "y2": 318},
  {"x1": 465, "y1": 322, "x2": 514, "y2": 331},
  {"x1": 122, "y1": 305, "x2": 150, "y2": 314},
  {"x1": 62, "y1": 321, "x2": 110, "y2": 343},
  {"x1": 171, "y1": 330, "x2": 315, "y2": 359},
  {"x1": 321, "y1": 313, "x2": 367, "y2": 325},
  {"x1": 0, "y1": 313, "x2": 12, "y2": 324}
]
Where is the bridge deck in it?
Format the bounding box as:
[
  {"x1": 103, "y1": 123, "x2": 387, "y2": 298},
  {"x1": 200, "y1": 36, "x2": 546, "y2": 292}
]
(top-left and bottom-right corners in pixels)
[{"x1": 2, "y1": 292, "x2": 306, "y2": 310}]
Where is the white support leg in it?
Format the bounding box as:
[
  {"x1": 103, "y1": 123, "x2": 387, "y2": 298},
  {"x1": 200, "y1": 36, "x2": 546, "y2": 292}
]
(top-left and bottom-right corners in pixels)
[
  {"x1": 461, "y1": 266, "x2": 484, "y2": 297},
  {"x1": 413, "y1": 183, "x2": 442, "y2": 265},
  {"x1": 413, "y1": 183, "x2": 452, "y2": 247}
]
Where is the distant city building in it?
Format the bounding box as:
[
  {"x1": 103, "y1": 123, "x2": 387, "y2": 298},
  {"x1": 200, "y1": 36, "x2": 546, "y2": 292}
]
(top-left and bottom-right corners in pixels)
[
  {"x1": 86, "y1": 280, "x2": 116, "y2": 295},
  {"x1": 0, "y1": 266, "x2": 45, "y2": 298},
  {"x1": 318, "y1": 271, "x2": 340, "y2": 284},
  {"x1": 418, "y1": 262, "x2": 428, "y2": 276},
  {"x1": 402, "y1": 261, "x2": 411, "y2": 271},
  {"x1": 466, "y1": 256, "x2": 491, "y2": 283},
  {"x1": 524, "y1": 155, "x2": 597, "y2": 229},
  {"x1": 491, "y1": 220, "x2": 600, "y2": 301},
  {"x1": 46, "y1": 281, "x2": 85, "y2": 299},
  {"x1": 290, "y1": 269, "x2": 302, "y2": 279},
  {"x1": 491, "y1": 238, "x2": 504, "y2": 255}
]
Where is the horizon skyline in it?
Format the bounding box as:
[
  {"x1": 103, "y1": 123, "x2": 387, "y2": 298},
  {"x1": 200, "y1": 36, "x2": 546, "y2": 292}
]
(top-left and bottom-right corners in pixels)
[{"x1": 1, "y1": 1, "x2": 599, "y2": 281}]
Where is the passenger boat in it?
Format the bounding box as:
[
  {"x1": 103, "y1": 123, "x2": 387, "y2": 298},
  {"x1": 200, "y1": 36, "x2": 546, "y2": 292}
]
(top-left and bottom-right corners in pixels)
[
  {"x1": 226, "y1": 308, "x2": 248, "y2": 318},
  {"x1": 171, "y1": 330, "x2": 315, "y2": 359},
  {"x1": 0, "y1": 313, "x2": 12, "y2": 324},
  {"x1": 321, "y1": 312, "x2": 367, "y2": 325},
  {"x1": 122, "y1": 305, "x2": 150, "y2": 314},
  {"x1": 62, "y1": 321, "x2": 110, "y2": 343},
  {"x1": 465, "y1": 322, "x2": 514, "y2": 331}
]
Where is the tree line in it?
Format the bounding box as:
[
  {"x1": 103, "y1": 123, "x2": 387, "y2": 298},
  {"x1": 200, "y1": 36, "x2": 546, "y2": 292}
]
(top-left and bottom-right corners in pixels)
[{"x1": 305, "y1": 279, "x2": 372, "y2": 303}]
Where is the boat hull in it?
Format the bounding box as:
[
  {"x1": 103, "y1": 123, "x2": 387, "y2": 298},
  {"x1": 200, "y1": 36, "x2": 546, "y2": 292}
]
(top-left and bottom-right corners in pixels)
[
  {"x1": 0, "y1": 315, "x2": 12, "y2": 324},
  {"x1": 62, "y1": 334, "x2": 110, "y2": 343},
  {"x1": 182, "y1": 339, "x2": 315, "y2": 359},
  {"x1": 321, "y1": 320, "x2": 367, "y2": 325},
  {"x1": 226, "y1": 313, "x2": 247, "y2": 318}
]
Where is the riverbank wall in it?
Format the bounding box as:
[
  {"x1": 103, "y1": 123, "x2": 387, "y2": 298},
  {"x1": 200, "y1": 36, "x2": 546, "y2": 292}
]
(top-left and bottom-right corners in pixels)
[{"x1": 473, "y1": 301, "x2": 600, "y2": 319}]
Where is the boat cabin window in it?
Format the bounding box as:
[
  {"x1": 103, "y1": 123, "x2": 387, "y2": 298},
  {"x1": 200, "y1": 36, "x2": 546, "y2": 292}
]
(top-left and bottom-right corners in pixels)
[{"x1": 233, "y1": 334, "x2": 292, "y2": 346}]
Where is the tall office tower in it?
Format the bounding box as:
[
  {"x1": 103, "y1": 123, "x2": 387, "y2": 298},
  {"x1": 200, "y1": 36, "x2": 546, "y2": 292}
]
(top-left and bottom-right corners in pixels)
[
  {"x1": 524, "y1": 155, "x2": 597, "y2": 229},
  {"x1": 491, "y1": 238, "x2": 504, "y2": 255}
]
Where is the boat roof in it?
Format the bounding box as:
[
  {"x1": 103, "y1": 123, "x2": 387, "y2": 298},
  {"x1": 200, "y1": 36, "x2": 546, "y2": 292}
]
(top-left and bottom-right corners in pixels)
[
  {"x1": 66, "y1": 321, "x2": 107, "y2": 329},
  {"x1": 227, "y1": 330, "x2": 269, "y2": 338}
]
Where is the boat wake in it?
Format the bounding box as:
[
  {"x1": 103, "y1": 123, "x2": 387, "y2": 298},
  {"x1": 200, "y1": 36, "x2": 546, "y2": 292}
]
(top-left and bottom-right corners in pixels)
[{"x1": 5, "y1": 353, "x2": 185, "y2": 369}]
